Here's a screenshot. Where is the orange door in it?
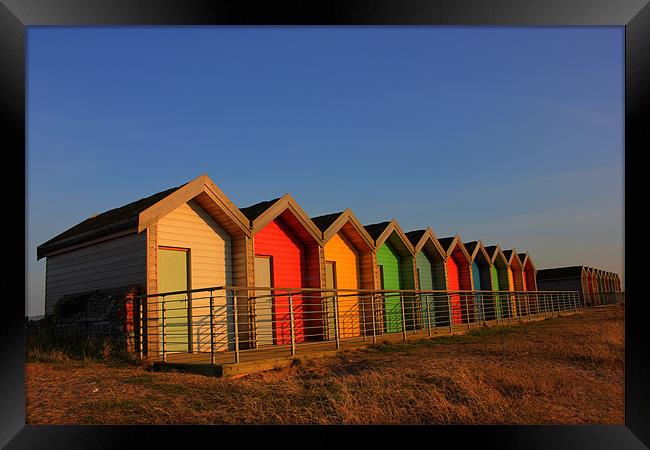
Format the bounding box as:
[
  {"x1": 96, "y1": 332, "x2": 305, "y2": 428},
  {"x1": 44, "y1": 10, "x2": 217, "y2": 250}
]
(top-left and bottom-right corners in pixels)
[{"x1": 324, "y1": 233, "x2": 361, "y2": 338}]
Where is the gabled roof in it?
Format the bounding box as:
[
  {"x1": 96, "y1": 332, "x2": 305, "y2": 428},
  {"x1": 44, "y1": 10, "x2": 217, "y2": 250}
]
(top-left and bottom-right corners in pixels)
[
  {"x1": 37, "y1": 185, "x2": 183, "y2": 259},
  {"x1": 464, "y1": 240, "x2": 491, "y2": 266},
  {"x1": 536, "y1": 266, "x2": 585, "y2": 280},
  {"x1": 37, "y1": 173, "x2": 253, "y2": 259},
  {"x1": 437, "y1": 236, "x2": 455, "y2": 252},
  {"x1": 464, "y1": 241, "x2": 479, "y2": 256},
  {"x1": 239, "y1": 197, "x2": 282, "y2": 222},
  {"x1": 311, "y1": 211, "x2": 345, "y2": 233},
  {"x1": 364, "y1": 219, "x2": 415, "y2": 255},
  {"x1": 311, "y1": 208, "x2": 374, "y2": 249},
  {"x1": 503, "y1": 249, "x2": 523, "y2": 268},
  {"x1": 240, "y1": 194, "x2": 323, "y2": 243},
  {"x1": 137, "y1": 174, "x2": 251, "y2": 235},
  {"x1": 404, "y1": 229, "x2": 426, "y2": 247},
  {"x1": 437, "y1": 234, "x2": 471, "y2": 262},
  {"x1": 364, "y1": 221, "x2": 392, "y2": 241},
  {"x1": 484, "y1": 245, "x2": 509, "y2": 267},
  {"x1": 405, "y1": 228, "x2": 446, "y2": 260},
  {"x1": 518, "y1": 252, "x2": 537, "y2": 271}
]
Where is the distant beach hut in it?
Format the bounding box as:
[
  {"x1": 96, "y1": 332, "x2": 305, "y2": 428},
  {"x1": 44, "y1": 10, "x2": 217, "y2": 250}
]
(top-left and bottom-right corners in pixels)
[
  {"x1": 364, "y1": 220, "x2": 417, "y2": 333},
  {"x1": 405, "y1": 228, "x2": 448, "y2": 327},
  {"x1": 437, "y1": 235, "x2": 473, "y2": 325}
]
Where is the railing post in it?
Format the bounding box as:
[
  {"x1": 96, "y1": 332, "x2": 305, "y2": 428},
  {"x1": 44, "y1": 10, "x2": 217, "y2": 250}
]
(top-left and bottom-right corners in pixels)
[
  {"x1": 209, "y1": 290, "x2": 215, "y2": 365},
  {"x1": 447, "y1": 292, "x2": 453, "y2": 332},
  {"x1": 508, "y1": 294, "x2": 512, "y2": 324},
  {"x1": 370, "y1": 293, "x2": 377, "y2": 344},
  {"x1": 138, "y1": 297, "x2": 144, "y2": 360},
  {"x1": 233, "y1": 289, "x2": 240, "y2": 364},
  {"x1": 543, "y1": 293, "x2": 548, "y2": 317},
  {"x1": 161, "y1": 295, "x2": 166, "y2": 363},
  {"x1": 333, "y1": 293, "x2": 341, "y2": 350},
  {"x1": 550, "y1": 292, "x2": 555, "y2": 315},
  {"x1": 426, "y1": 294, "x2": 432, "y2": 337},
  {"x1": 361, "y1": 294, "x2": 367, "y2": 342},
  {"x1": 400, "y1": 293, "x2": 407, "y2": 341},
  {"x1": 480, "y1": 292, "x2": 487, "y2": 326},
  {"x1": 465, "y1": 293, "x2": 470, "y2": 330},
  {"x1": 288, "y1": 291, "x2": 296, "y2": 356},
  {"x1": 527, "y1": 295, "x2": 531, "y2": 321}
]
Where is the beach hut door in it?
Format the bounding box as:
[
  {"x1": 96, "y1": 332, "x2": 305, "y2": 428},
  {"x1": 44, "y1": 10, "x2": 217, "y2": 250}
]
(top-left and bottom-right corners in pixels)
[
  {"x1": 324, "y1": 261, "x2": 337, "y2": 341},
  {"x1": 158, "y1": 248, "x2": 190, "y2": 354},
  {"x1": 254, "y1": 256, "x2": 274, "y2": 346}
]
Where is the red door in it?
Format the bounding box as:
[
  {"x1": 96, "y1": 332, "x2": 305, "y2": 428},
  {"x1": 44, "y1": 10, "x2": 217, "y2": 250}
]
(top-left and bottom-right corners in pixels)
[{"x1": 446, "y1": 257, "x2": 462, "y2": 325}]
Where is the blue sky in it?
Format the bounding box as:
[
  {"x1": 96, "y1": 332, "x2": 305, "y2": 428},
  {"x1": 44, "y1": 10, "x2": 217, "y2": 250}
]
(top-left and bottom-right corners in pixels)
[{"x1": 27, "y1": 27, "x2": 624, "y2": 316}]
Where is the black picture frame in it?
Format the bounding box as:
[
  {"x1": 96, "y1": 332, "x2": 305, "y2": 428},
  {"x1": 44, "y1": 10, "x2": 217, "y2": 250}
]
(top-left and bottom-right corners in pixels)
[{"x1": 3, "y1": 0, "x2": 648, "y2": 448}]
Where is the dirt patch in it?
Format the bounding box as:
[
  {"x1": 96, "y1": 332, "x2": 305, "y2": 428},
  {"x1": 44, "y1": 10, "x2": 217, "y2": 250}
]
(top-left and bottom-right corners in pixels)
[{"x1": 26, "y1": 306, "x2": 624, "y2": 424}]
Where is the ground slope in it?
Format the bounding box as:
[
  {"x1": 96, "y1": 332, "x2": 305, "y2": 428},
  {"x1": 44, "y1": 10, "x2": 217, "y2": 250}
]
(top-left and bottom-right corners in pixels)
[{"x1": 26, "y1": 306, "x2": 623, "y2": 424}]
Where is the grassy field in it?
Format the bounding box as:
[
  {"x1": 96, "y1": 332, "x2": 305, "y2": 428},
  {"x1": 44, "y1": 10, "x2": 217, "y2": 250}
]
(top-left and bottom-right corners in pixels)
[{"x1": 25, "y1": 305, "x2": 623, "y2": 425}]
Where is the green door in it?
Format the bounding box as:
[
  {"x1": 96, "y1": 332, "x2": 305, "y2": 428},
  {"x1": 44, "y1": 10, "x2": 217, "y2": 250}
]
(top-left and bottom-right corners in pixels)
[
  {"x1": 490, "y1": 266, "x2": 501, "y2": 320},
  {"x1": 158, "y1": 248, "x2": 190, "y2": 353},
  {"x1": 377, "y1": 242, "x2": 402, "y2": 333},
  {"x1": 254, "y1": 256, "x2": 274, "y2": 346},
  {"x1": 324, "y1": 261, "x2": 337, "y2": 340}
]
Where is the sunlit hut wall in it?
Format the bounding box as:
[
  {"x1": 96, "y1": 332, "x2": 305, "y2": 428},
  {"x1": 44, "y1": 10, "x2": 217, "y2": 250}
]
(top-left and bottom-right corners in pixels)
[
  {"x1": 581, "y1": 267, "x2": 591, "y2": 304},
  {"x1": 517, "y1": 252, "x2": 538, "y2": 314},
  {"x1": 503, "y1": 250, "x2": 525, "y2": 317},
  {"x1": 437, "y1": 235, "x2": 473, "y2": 325},
  {"x1": 364, "y1": 220, "x2": 417, "y2": 334},
  {"x1": 519, "y1": 252, "x2": 537, "y2": 292},
  {"x1": 536, "y1": 266, "x2": 588, "y2": 306},
  {"x1": 596, "y1": 269, "x2": 607, "y2": 300},
  {"x1": 143, "y1": 175, "x2": 253, "y2": 354},
  {"x1": 484, "y1": 245, "x2": 511, "y2": 321},
  {"x1": 597, "y1": 269, "x2": 606, "y2": 304},
  {"x1": 607, "y1": 272, "x2": 614, "y2": 292},
  {"x1": 310, "y1": 209, "x2": 376, "y2": 339},
  {"x1": 464, "y1": 240, "x2": 494, "y2": 321},
  {"x1": 240, "y1": 194, "x2": 324, "y2": 346},
  {"x1": 586, "y1": 267, "x2": 597, "y2": 306},
  {"x1": 405, "y1": 228, "x2": 448, "y2": 327},
  {"x1": 36, "y1": 174, "x2": 253, "y2": 357}
]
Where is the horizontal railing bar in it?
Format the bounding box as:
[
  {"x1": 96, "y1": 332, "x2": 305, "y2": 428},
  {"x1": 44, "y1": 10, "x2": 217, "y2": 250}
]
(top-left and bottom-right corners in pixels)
[{"x1": 136, "y1": 284, "x2": 583, "y2": 299}]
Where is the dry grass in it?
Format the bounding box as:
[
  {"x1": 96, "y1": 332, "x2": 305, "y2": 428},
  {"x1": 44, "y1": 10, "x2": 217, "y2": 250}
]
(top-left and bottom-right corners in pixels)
[{"x1": 26, "y1": 306, "x2": 624, "y2": 424}]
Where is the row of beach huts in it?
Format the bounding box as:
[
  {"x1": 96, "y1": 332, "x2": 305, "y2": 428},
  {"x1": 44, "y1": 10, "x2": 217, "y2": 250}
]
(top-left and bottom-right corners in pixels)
[{"x1": 36, "y1": 174, "x2": 622, "y2": 355}]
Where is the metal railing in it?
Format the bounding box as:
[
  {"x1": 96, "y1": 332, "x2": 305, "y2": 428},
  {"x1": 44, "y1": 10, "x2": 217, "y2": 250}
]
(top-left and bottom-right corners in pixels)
[
  {"x1": 582, "y1": 292, "x2": 625, "y2": 307},
  {"x1": 127, "y1": 287, "x2": 603, "y2": 365}
]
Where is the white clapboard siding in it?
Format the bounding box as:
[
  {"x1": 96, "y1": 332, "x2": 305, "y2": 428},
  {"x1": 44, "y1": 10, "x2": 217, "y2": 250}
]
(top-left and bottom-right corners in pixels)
[
  {"x1": 157, "y1": 199, "x2": 232, "y2": 352},
  {"x1": 45, "y1": 232, "x2": 147, "y2": 315}
]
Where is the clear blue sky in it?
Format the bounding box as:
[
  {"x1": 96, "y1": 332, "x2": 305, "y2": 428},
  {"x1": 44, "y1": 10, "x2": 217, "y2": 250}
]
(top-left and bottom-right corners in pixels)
[{"x1": 27, "y1": 27, "x2": 624, "y2": 316}]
